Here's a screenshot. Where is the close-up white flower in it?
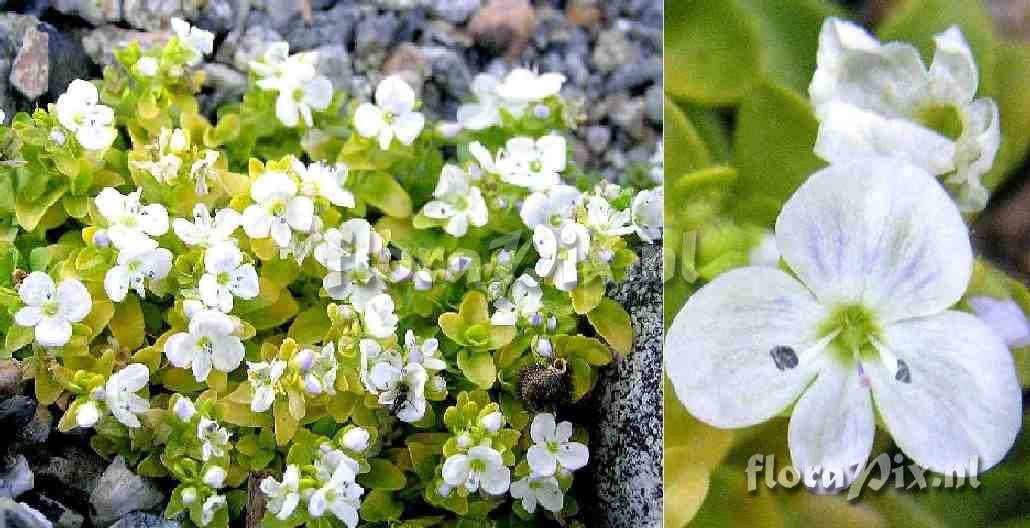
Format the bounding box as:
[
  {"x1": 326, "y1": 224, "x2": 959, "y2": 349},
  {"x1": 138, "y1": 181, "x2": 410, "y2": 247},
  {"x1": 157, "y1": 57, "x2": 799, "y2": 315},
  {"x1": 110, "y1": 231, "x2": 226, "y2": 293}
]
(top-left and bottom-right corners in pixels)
[
  {"x1": 104, "y1": 244, "x2": 173, "y2": 302},
  {"x1": 261, "y1": 465, "x2": 302, "y2": 520},
  {"x1": 173, "y1": 204, "x2": 241, "y2": 248},
  {"x1": 585, "y1": 195, "x2": 633, "y2": 237},
  {"x1": 526, "y1": 413, "x2": 589, "y2": 477},
  {"x1": 300, "y1": 342, "x2": 338, "y2": 395},
  {"x1": 242, "y1": 171, "x2": 314, "y2": 248},
  {"x1": 198, "y1": 244, "x2": 259, "y2": 312},
  {"x1": 510, "y1": 474, "x2": 563, "y2": 514},
  {"x1": 104, "y1": 363, "x2": 150, "y2": 428},
  {"x1": 341, "y1": 427, "x2": 371, "y2": 452},
  {"x1": 95, "y1": 187, "x2": 170, "y2": 250},
  {"x1": 354, "y1": 76, "x2": 425, "y2": 150},
  {"x1": 247, "y1": 360, "x2": 287, "y2": 413},
  {"x1": 363, "y1": 293, "x2": 399, "y2": 338},
  {"x1": 14, "y1": 272, "x2": 92, "y2": 347},
  {"x1": 55, "y1": 79, "x2": 117, "y2": 151},
  {"x1": 631, "y1": 185, "x2": 663, "y2": 243},
  {"x1": 491, "y1": 274, "x2": 543, "y2": 326},
  {"x1": 456, "y1": 73, "x2": 503, "y2": 130},
  {"x1": 441, "y1": 445, "x2": 511, "y2": 495},
  {"x1": 264, "y1": 71, "x2": 334, "y2": 128},
  {"x1": 809, "y1": 18, "x2": 1000, "y2": 212},
  {"x1": 294, "y1": 158, "x2": 354, "y2": 208},
  {"x1": 533, "y1": 223, "x2": 590, "y2": 292},
  {"x1": 164, "y1": 310, "x2": 246, "y2": 382},
  {"x1": 421, "y1": 164, "x2": 488, "y2": 237},
  {"x1": 665, "y1": 158, "x2": 1021, "y2": 483},
  {"x1": 496, "y1": 136, "x2": 566, "y2": 191},
  {"x1": 171, "y1": 18, "x2": 214, "y2": 66},
  {"x1": 520, "y1": 185, "x2": 582, "y2": 229},
  {"x1": 403, "y1": 330, "x2": 445, "y2": 371},
  {"x1": 494, "y1": 68, "x2": 566, "y2": 115},
  {"x1": 197, "y1": 417, "x2": 231, "y2": 461},
  {"x1": 308, "y1": 448, "x2": 363, "y2": 528}
]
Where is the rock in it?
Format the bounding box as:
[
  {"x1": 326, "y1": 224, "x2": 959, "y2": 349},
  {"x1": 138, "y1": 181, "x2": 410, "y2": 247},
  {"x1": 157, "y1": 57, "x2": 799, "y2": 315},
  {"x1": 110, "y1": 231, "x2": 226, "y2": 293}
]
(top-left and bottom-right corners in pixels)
[
  {"x1": 82, "y1": 26, "x2": 170, "y2": 66},
  {"x1": 201, "y1": 63, "x2": 247, "y2": 113},
  {"x1": 0, "y1": 498, "x2": 51, "y2": 528},
  {"x1": 122, "y1": 0, "x2": 194, "y2": 32},
  {"x1": 588, "y1": 242, "x2": 662, "y2": 528},
  {"x1": 281, "y1": 3, "x2": 361, "y2": 52},
  {"x1": 9, "y1": 26, "x2": 48, "y2": 100},
  {"x1": 644, "y1": 83, "x2": 661, "y2": 124},
  {"x1": 225, "y1": 25, "x2": 282, "y2": 71},
  {"x1": 355, "y1": 12, "x2": 399, "y2": 59},
  {"x1": 468, "y1": 0, "x2": 536, "y2": 58},
  {"x1": 420, "y1": 46, "x2": 472, "y2": 99},
  {"x1": 607, "y1": 94, "x2": 646, "y2": 139},
  {"x1": 21, "y1": 493, "x2": 83, "y2": 528},
  {"x1": 109, "y1": 512, "x2": 180, "y2": 528},
  {"x1": 382, "y1": 43, "x2": 427, "y2": 97},
  {"x1": 313, "y1": 44, "x2": 353, "y2": 96},
  {"x1": 584, "y1": 125, "x2": 611, "y2": 153},
  {"x1": 89, "y1": 456, "x2": 164, "y2": 527},
  {"x1": 14, "y1": 406, "x2": 51, "y2": 448},
  {"x1": 195, "y1": 0, "x2": 238, "y2": 35},
  {"x1": 592, "y1": 27, "x2": 638, "y2": 74},
  {"x1": 51, "y1": 0, "x2": 120, "y2": 26},
  {"x1": 38, "y1": 24, "x2": 92, "y2": 99},
  {"x1": 26, "y1": 445, "x2": 106, "y2": 499},
  {"x1": 566, "y1": 0, "x2": 602, "y2": 27},
  {"x1": 0, "y1": 456, "x2": 33, "y2": 499},
  {"x1": 0, "y1": 360, "x2": 23, "y2": 398},
  {"x1": 604, "y1": 57, "x2": 660, "y2": 94},
  {"x1": 428, "y1": 0, "x2": 480, "y2": 24},
  {"x1": 0, "y1": 396, "x2": 36, "y2": 431}
]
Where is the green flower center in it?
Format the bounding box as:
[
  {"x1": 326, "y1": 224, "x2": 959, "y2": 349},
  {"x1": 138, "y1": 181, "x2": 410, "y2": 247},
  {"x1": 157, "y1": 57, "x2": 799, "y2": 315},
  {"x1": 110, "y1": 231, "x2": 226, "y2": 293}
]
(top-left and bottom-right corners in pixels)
[
  {"x1": 454, "y1": 196, "x2": 468, "y2": 210},
  {"x1": 819, "y1": 303, "x2": 882, "y2": 360},
  {"x1": 383, "y1": 111, "x2": 395, "y2": 124},
  {"x1": 529, "y1": 160, "x2": 543, "y2": 172},
  {"x1": 217, "y1": 271, "x2": 231, "y2": 286},
  {"x1": 469, "y1": 459, "x2": 486, "y2": 473},
  {"x1": 916, "y1": 104, "x2": 963, "y2": 141},
  {"x1": 41, "y1": 300, "x2": 60, "y2": 317}
]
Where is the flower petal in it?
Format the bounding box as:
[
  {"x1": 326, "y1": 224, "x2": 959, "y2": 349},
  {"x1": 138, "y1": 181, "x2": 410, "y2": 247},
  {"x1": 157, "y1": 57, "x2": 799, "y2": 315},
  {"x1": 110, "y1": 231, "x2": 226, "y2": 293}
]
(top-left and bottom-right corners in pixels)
[
  {"x1": 665, "y1": 266, "x2": 827, "y2": 428},
  {"x1": 929, "y1": 27, "x2": 978, "y2": 104},
  {"x1": 775, "y1": 157, "x2": 971, "y2": 323},
  {"x1": 19, "y1": 272, "x2": 54, "y2": 305},
  {"x1": 867, "y1": 310, "x2": 1022, "y2": 474},
  {"x1": 36, "y1": 316, "x2": 72, "y2": 347}
]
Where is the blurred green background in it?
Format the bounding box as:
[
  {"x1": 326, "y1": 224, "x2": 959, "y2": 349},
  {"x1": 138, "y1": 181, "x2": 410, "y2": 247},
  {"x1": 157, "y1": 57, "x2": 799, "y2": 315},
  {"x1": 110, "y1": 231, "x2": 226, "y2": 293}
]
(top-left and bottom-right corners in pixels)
[{"x1": 664, "y1": 0, "x2": 1030, "y2": 526}]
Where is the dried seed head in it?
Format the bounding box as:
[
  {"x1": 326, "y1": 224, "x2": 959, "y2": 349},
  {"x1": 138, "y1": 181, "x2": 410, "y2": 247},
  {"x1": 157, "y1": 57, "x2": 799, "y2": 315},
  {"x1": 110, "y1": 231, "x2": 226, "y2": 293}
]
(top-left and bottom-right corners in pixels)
[
  {"x1": 518, "y1": 361, "x2": 572, "y2": 411},
  {"x1": 10, "y1": 269, "x2": 26, "y2": 289}
]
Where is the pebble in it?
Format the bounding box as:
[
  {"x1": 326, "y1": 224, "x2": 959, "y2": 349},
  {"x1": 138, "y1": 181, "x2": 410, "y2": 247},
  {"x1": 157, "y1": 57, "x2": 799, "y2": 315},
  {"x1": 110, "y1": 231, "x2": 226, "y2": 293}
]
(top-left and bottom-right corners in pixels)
[
  {"x1": 21, "y1": 493, "x2": 83, "y2": 528},
  {"x1": 0, "y1": 498, "x2": 52, "y2": 528},
  {"x1": 81, "y1": 26, "x2": 169, "y2": 66},
  {"x1": 468, "y1": 0, "x2": 536, "y2": 58},
  {"x1": 27, "y1": 445, "x2": 106, "y2": 499},
  {"x1": 0, "y1": 456, "x2": 34, "y2": 499},
  {"x1": 89, "y1": 456, "x2": 164, "y2": 527},
  {"x1": 121, "y1": 0, "x2": 194, "y2": 32},
  {"x1": 14, "y1": 406, "x2": 51, "y2": 448},
  {"x1": 0, "y1": 360, "x2": 23, "y2": 398},
  {"x1": 355, "y1": 12, "x2": 398, "y2": 59},
  {"x1": 51, "y1": 0, "x2": 120, "y2": 26},
  {"x1": 109, "y1": 512, "x2": 180, "y2": 528},
  {"x1": 428, "y1": 0, "x2": 480, "y2": 24},
  {"x1": 592, "y1": 28, "x2": 637, "y2": 74},
  {"x1": 382, "y1": 43, "x2": 427, "y2": 98},
  {"x1": 313, "y1": 45, "x2": 354, "y2": 97},
  {"x1": 585, "y1": 125, "x2": 612, "y2": 153},
  {"x1": 282, "y1": 3, "x2": 361, "y2": 52},
  {"x1": 9, "y1": 26, "x2": 48, "y2": 100}
]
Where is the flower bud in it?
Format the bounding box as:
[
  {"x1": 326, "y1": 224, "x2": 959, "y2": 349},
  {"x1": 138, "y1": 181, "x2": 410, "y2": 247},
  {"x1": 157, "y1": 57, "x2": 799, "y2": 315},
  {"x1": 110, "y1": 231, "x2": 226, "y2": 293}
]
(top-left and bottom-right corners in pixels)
[
  {"x1": 92, "y1": 229, "x2": 110, "y2": 248},
  {"x1": 449, "y1": 256, "x2": 470, "y2": 273},
  {"x1": 342, "y1": 427, "x2": 371, "y2": 452},
  {"x1": 49, "y1": 129, "x2": 66, "y2": 146},
  {"x1": 303, "y1": 374, "x2": 322, "y2": 394},
  {"x1": 136, "y1": 57, "x2": 159, "y2": 77},
  {"x1": 438, "y1": 122, "x2": 463, "y2": 138},
  {"x1": 413, "y1": 270, "x2": 433, "y2": 291},
  {"x1": 437, "y1": 482, "x2": 452, "y2": 497},
  {"x1": 547, "y1": 316, "x2": 557, "y2": 332},
  {"x1": 479, "y1": 411, "x2": 503, "y2": 433},
  {"x1": 456, "y1": 434, "x2": 472, "y2": 448},
  {"x1": 203, "y1": 466, "x2": 226, "y2": 489},
  {"x1": 180, "y1": 487, "x2": 198, "y2": 505},
  {"x1": 597, "y1": 248, "x2": 614, "y2": 263},
  {"x1": 528, "y1": 313, "x2": 543, "y2": 326},
  {"x1": 432, "y1": 375, "x2": 446, "y2": 392},
  {"x1": 533, "y1": 105, "x2": 551, "y2": 119},
  {"x1": 536, "y1": 337, "x2": 553, "y2": 358},
  {"x1": 173, "y1": 398, "x2": 196, "y2": 422},
  {"x1": 293, "y1": 348, "x2": 314, "y2": 371},
  {"x1": 497, "y1": 250, "x2": 512, "y2": 266},
  {"x1": 76, "y1": 401, "x2": 100, "y2": 428}
]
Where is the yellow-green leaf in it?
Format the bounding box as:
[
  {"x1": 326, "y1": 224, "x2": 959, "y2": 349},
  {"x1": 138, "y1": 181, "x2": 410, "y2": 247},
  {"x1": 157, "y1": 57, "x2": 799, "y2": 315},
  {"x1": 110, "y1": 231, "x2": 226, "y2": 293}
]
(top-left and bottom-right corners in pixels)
[
  {"x1": 587, "y1": 298, "x2": 633, "y2": 356},
  {"x1": 110, "y1": 295, "x2": 145, "y2": 351},
  {"x1": 570, "y1": 278, "x2": 604, "y2": 315},
  {"x1": 358, "y1": 459, "x2": 407, "y2": 491}
]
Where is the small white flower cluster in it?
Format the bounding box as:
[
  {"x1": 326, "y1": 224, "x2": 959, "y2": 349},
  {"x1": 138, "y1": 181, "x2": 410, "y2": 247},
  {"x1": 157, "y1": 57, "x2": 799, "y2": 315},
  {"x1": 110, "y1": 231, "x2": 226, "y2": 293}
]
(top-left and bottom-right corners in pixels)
[
  {"x1": 510, "y1": 413, "x2": 589, "y2": 514},
  {"x1": 358, "y1": 328, "x2": 444, "y2": 423},
  {"x1": 132, "y1": 127, "x2": 222, "y2": 196},
  {"x1": 454, "y1": 69, "x2": 566, "y2": 132},
  {"x1": 55, "y1": 80, "x2": 117, "y2": 151},
  {"x1": 355, "y1": 76, "x2": 426, "y2": 150},
  {"x1": 440, "y1": 411, "x2": 512, "y2": 497},
  {"x1": 261, "y1": 437, "x2": 368, "y2": 527},
  {"x1": 250, "y1": 42, "x2": 333, "y2": 128},
  {"x1": 14, "y1": 272, "x2": 91, "y2": 348},
  {"x1": 75, "y1": 363, "x2": 151, "y2": 429},
  {"x1": 95, "y1": 188, "x2": 174, "y2": 303}
]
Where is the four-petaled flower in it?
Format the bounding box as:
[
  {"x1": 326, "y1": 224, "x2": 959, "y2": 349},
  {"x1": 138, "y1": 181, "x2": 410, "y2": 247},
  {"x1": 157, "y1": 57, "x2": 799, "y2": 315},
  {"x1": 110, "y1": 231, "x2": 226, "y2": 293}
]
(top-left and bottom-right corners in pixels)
[
  {"x1": 261, "y1": 465, "x2": 302, "y2": 520},
  {"x1": 421, "y1": 164, "x2": 488, "y2": 237},
  {"x1": 171, "y1": 18, "x2": 214, "y2": 66},
  {"x1": 526, "y1": 413, "x2": 589, "y2": 477},
  {"x1": 510, "y1": 474, "x2": 563, "y2": 514},
  {"x1": 585, "y1": 195, "x2": 633, "y2": 237},
  {"x1": 294, "y1": 158, "x2": 355, "y2": 208},
  {"x1": 665, "y1": 158, "x2": 1021, "y2": 484},
  {"x1": 104, "y1": 244, "x2": 173, "y2": 302},
  {"x1": 95, "y1": 187, "x2": 170, "y2": 250},
  {"x1": 496, "y1": 136, "x2": 566, "y2": 191},
  {"x1": 173, "y1": 204, "x2": 241, "y2": 248},
  {"x1": 55, "y1": 79, "x2": 117, "y2": 150},
  {"x1": 520, "y1": 185, "x2": 582, "y2": 229},
  {"x1": 15, "y1": 272, "x2": 91, "y2": 347},
  {"x1": 354, "y1": 76, "x2": 425, "y2": 150},
  {"x1": 363, "y1": 293, "x2": 398, "y2": 339},
  {"x1": 103, "y1": 363, "x2": 151, "y2": 428},
  {"x1": 403, "y1": 330, "x2": 445, "y2": 371},
  {"x1": 308, "y1": 447, "x2": 364, "y2": 528},
  {"x1": 442, "y1": 445, "x2": 511, "y2": 495},
  {"x1": 631, "y1": 186, "x2": 663, "y2": 243},
  {"x1": 248, "y1": 360, "x2": 287, "y2": 412},
  {"x1": 199, "y1": 244, "x2": 259, "y2": 312},
  {"x1": 533, "y1": 223, "x2": 590, "y2": 292},
  {"x1": 242, "y1": 171, "x2": 314, "y2": 248},
  {"x1": 197, "y1": 417, "x2": 231, "y2": 461},
  {"x1": 491, "y1": 274, "x2": 543, "y2": 326},
  {"x1": 165, "y1": 310, "x2": 246, "y2": 382}
]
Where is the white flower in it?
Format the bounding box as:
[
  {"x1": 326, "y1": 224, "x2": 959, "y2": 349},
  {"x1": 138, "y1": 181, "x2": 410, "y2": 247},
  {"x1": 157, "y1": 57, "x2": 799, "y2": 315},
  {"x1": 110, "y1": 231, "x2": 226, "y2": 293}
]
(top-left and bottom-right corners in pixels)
[
  {"x1": 95, "y1": 187, "x2": 170, "y2": 250},
  {"x1": 247, "y1": 360, "x2": 287, "y2": 412},
  {"x1": 650, "y1": 140, "x2": 664, "y2": 184},
  {"x1": 15, "y1": 272, "x2": 91, "y2": 347},
  {"x1": 341, "y1": 427, "x2": 370, "y2": 452},
  {"x1": 199, "y1": 244, "x2": 259, "y2": 312},
  {"x1": 456, "y1": 73, "x2": 502, "y2": 130},
  {"x1": 381, "y1": 363, "x2": 427, "y2": 423},
  {"x1": 243, "y1": 171, "x2": 314, "y2": 248},
  {"x1": 526, "y1": 413, "x2": 588, "y2": 477},
  {"x1": 585, "y1": 195, "x2": 633, "y2": 237},
  {"x1": 104, "y1": 364, "x2": 150, "y2": 428},
  {"x1": 135, "y1": 57, "x2": 158, "y2": 77},
  {"x1": 76, "y1": 401, "x2": 100, "y2": 428},
  {"x1": 520, "y1": 185, "x2": 582, "y2": 229},
  {"x1": 810, "y1": 18, "x2": 1000, "y2": 212},
  {"x1": 359, "y1": 339, "x2": 403, "y2": 395},
  {"x1": 250, "y1": 42, "x2": 294, "y2": 80},
  {"x1": 294, "y1": 159, "x2": 354, "y2": 208},
  {"x1": 421, "y1": 164, "x2": 488, "y2": 237},
  {"x1": 468, "y1": 141, "x2": 497, "y2": 175},
  {"x1": 197, "y1": 417, "x2": 231, "y2": 461},
  {"x1": 496, "y1": 136, "x2": 566, "y2": 191},
  {"x1": 55, "y1": 79, "x2": 116, "y2": 151},
  {"x1": 171, "y1": 18, "x2": 214, "y2": 66},
  {"x1": 533, "y1": 223, "x2": 590, "y2": 292},
  {"x1": 308, "y1": 449, "x2": 363, "y2": 528},
  {"x1": 199, "y1": 494, "x2": 226, "y2": 527},
  {"x1": 364, "y1": 293, "x2": 398, "y2": 338},
  {"x1": 173, "y1": 204, "x2": 242, "y2": 248},
  {"x1": 491, "y1": 274, "x2": 543, "y2": 326},
  {"x1": 404, "y1": 330, "x2": 445, "y2": 371},
  {"x1": 314, "y1": 219, "x2": 376, "y2": 272},
  {"x1": 261, "y1": 465, "x2": 301, "y2": 521},
  {"x1": 173, "y1": 397, "x2": 196, "y2": 422},
  {"x1": 164, "y1": 310, "x2": 246, "y2": 382},
  {"x1": 262, "y1": 68, "x2": 333, "y2": 128},
  {"x1": 300, "y1": 342, "x2": 338, "y2": 395},
  {"x1": 969, "y1": 296, "x2": 1030, "y2": 348},
  {"x1": 510, "y1": 475, "x2": 563, "y2": 514},
  {"x1": 354, "y1": 76, "x2": 425, "y2": 150},
  {"x1": 480, "y1": 411, "x2": 503, "y2": 433},
  {"x1": 441, "y1": 445, "x2": 511, "y2": 495},
  {"x1": 203, "y1": 466, "x2": 227, "y2": 489},
  {"x1": 104, "y1": 244, "x2": 173, "y2": 302},
  {"x1": 631, "y1": 186, "x2": 663, "y2": 243},
  {"x1": 323, "y1": 267, "x2": 387, "y2": 310},
  {"x1": 665, "y1": 158, "x2": 1021, "y2": 484},
  {"x1": 190, "y1": 150, "x2": 220, "y2": 195},
  {"x1": 494, "y1": 69, "x2": 565, "y2": 114}
]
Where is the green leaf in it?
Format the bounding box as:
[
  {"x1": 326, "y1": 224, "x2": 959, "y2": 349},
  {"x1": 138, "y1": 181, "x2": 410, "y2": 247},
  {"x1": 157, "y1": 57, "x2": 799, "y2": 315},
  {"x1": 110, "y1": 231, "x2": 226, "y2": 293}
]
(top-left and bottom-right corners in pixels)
[
  {"x1": 247, "y1": 293, "x2": 299, "y2": 331},
  {"x1": 587, "y1": 298, "x2": 633, "y2": 356},
  {"x1": 731, "y1": 82, "x2": 824, "y2": 226},
  {"x1": 570, "y1": 278, "x2": 605, "y2": 315},
  {"x1": 5, "y1": 324, "x2": 34, "y2": 355},
  {"x1": 984, "y1": 42, "x2": 1030, "y2": 190},
  {"x1": 15, "y1": 184, "x2": 66, "y2": 232},
  {"x1": 355, "y1": 172, "x2": 413, "y2": 218},
  {"x1": 665, "y1": 97, "x2": 712, "y2": 179},
  {"x1": 558, "y1": 335, "x2": 612, "y2": 367},
  {"x1": 361, "y1": 490, "x2": 404, "y2": 522},
  {"x1": 274, "y1": 397, "x2": 299, "y2": 446},
  {"x1": 110, "y1": 295, "x2": 145, "y2": 351},
  {"x1": 665, "y1": 0, "x2": 763, "y2": 105},
  {"x1": 457, "y1": 349, "x2": 496, "y2": 389},
  {"x1": 287, "y1": 304, "x2": 330, "y2": 346},
  {"x1": 358, "y1": 459, "x2": 407, "y2": 491}
]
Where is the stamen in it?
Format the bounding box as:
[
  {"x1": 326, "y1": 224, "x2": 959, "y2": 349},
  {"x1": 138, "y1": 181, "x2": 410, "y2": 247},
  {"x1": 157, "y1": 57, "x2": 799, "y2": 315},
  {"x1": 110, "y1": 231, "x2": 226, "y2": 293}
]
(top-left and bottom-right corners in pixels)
[
  {"x1": 869, "y1": 337, "x2": 911, "y2": 384},
  {"x1": 768, "y1": 331, "x2": 839, "y2": 372}
]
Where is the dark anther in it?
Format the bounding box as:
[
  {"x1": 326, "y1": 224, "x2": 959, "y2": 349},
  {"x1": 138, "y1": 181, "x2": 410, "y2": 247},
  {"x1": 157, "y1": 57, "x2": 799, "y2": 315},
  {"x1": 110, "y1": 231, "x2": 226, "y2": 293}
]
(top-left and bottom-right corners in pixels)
[
  {"x1": 770, "y1": 346, "x2": 799, "y2": 371},
  {"x1": 895, "y1": 359, "x2": 911, "y2": 383}
]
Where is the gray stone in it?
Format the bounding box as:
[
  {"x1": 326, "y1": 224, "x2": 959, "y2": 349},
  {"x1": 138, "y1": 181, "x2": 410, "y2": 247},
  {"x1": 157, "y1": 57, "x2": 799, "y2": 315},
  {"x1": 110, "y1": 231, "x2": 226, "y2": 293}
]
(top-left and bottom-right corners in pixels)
[
  {"x1": 22, "y1": 493, "x2": 82, "y2": 528},
  {"x1": 0, "y1": 396, "x2": 36, "y2": 431},
  {"x1": 122, "y1": 0, "x2": 194, "y2": 32},
  {"x1": 195, "y1": 0, "x2": 238, "y2": 35},
  {"x1": 51, "y1": 0, "x2": 120, "y2": 26},
  {"x1": 592, "y1": 28, "x2": 638, "y2": 74},
  {"x1": 588, "y1": 242, "x2": 662, "y2": 528},
  {"x1": 355, "y1": 12, "x2": 398, "y2": 58},
  {"x1": 608, "y1": 94, "x2": 647, "y2": 139},
  {"x1": 468, "y1": 0, "x2": 535, "y2": 57},
  {"x1": 109, "y1": 512, "x2": 180, "y2": 528},
  {"x1": 313, "y1": 45, "x2": 353, "y2": 96},
  {"x1": 644, "y1": 84, "x2": 662, "y2": 124},
  {"x1": 39, "y1": 24, "x2": 92, "y2": 99},
  {"x1": 27, "y1": 445, "x2": 106, "y2": 499},
  {"x1": 584, "y1": 125, "x2": 612, "y2": 154},
  {"x1": 0, "y1": 456, "x2": 33, "y2": 499},
  {"x1": 280, "y1": 3, "x2": 361, "y2": 52},
  {"x1": 90, "y1": 456, "x2": 164, "y2": 527},
  {"x1": 14, "y1": 406, "x2": 51, "y2": 447},
  {"x1": 421, "y1": 46, "x2": 472, "y2": 99},
  {"x1": 9, "y1": 26, "x2": 48, "y2": 100},
  {"x1": 428, "y1": 0, "x2": 480, "y2": 23},
  {"x1": 0, "y1": 498, "x2": 51, "y2": 528},
  {"x1": 225, "y1": 25, "x2": 282, "y2": 72},
  {"x1": 201, "y1": 62, "x2": 248, "y2": 111},
  {"x1": 81, "y1": 26, "x2": 170, "y2": 66},
  {"x1": 0, "y1": 360, "x2": 22, "y2": 398},
  {"x1": 604, "y1": 56, "x2": 660, "y2": 94}
]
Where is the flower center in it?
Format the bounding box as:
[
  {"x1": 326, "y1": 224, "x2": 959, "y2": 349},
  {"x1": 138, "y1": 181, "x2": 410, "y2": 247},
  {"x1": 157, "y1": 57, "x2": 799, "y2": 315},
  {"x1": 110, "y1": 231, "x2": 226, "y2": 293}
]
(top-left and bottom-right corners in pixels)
[
  {"x1": 216, "y1": 271, "x2": 231, "y2": 286},
  {"x1": 529, "y1": 160, "x2": 543, "y2": 172},
  {"x1": 819, "y1": 304, "x2": 881, "y2": 360},
  {"x1": 383, "y1": 111, "x2": 395, "y2": 124},
  {"x1": 270, "y1": 201, "x2": 287, "y2": 218},
  {"x1": 41, "y1": 300, "x2": 60, "y2": 317},
  {"x1": 916, "y1": 104, "x2": 963, "y2": 141},
  {"x1": 469, "y1": 459, "x2": 486, "y2": 473}
]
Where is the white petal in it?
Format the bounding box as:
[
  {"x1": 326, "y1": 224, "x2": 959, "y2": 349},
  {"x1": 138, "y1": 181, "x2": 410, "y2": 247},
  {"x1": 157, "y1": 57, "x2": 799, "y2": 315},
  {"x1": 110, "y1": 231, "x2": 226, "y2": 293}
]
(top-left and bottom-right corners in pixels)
[
  {"x1": 480, "y1": 465, "x2": 510, "y2": 495},
  {"x1": 286, "y1": 196, "x2": 314, "y2": 231},
  {"x1": 232, "y1": 265, "x2": 260, "y2": 299},
  {"x1": 242, "y1": 206, "x2": 272, "y2": 239},
  {"x1": 14, "y1": 307, "x2": 42, "y2": 327},
  {"x1": 527, "y1": 446, "x2": 557, "y2": 477},
  {"x1": 354, "y1": 104, "x2": 385, "y2": 138},
  {"x1": 211, "y1": 335, "x2": 245, "y2": 372},
  {"x1": 376, "y1": 76, "x2": 416, "y2": 114},
  {"x1": 929, "y1": 27, "x2": 978, "y2": 104},
  {"x1": 276, "y1": 94, "x2": 300, "y2": 128},
  {"x1": 442, "y1": 455, "x2": 470, "y2": 486},
  {"x1": 205, "y1": 244, "x2": 242, "y2": 274},
  {"x1": 138, "y1": 204, "x2": 170, "y2": 236},
  {"x1": 19, "y1": 272, "x2": 55, "y2": 305},
  {"x1": 775, "y1": 157, "x2": 971, "y2": 323},
  {"x1": 392, "y1": 112, "x2": 425, "y2": 146},
  {"x1": 556, "y1": 442, "x2": 588, "y2": 471},
  {"x1": 531, "y1": 412, "x2": 557, "y2": 443},
  {"x1": 537, "y1": 136, "x2": 567, "y2": 173},
  {"x1": 666, "y1": 267, "x2": 827, "y2": 428},
  {"x1": 444, "y1": 214, "x2": 469, "y2": 237},
  {"x1": 165, "y1": 333, "x2": 196, "y2": 368},
  {"x1": 535, "y1": 477, "x2": 563, "y2": 512},
  {"x1": 787, "y1": 359, "x2": 873, "y2": 489},
  {"x1": 36, "y1": 316, "x2": 72, "y2": 347},
  {"x1": 867, "y1": 311, "x2": 1021, "y2": 474}
]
